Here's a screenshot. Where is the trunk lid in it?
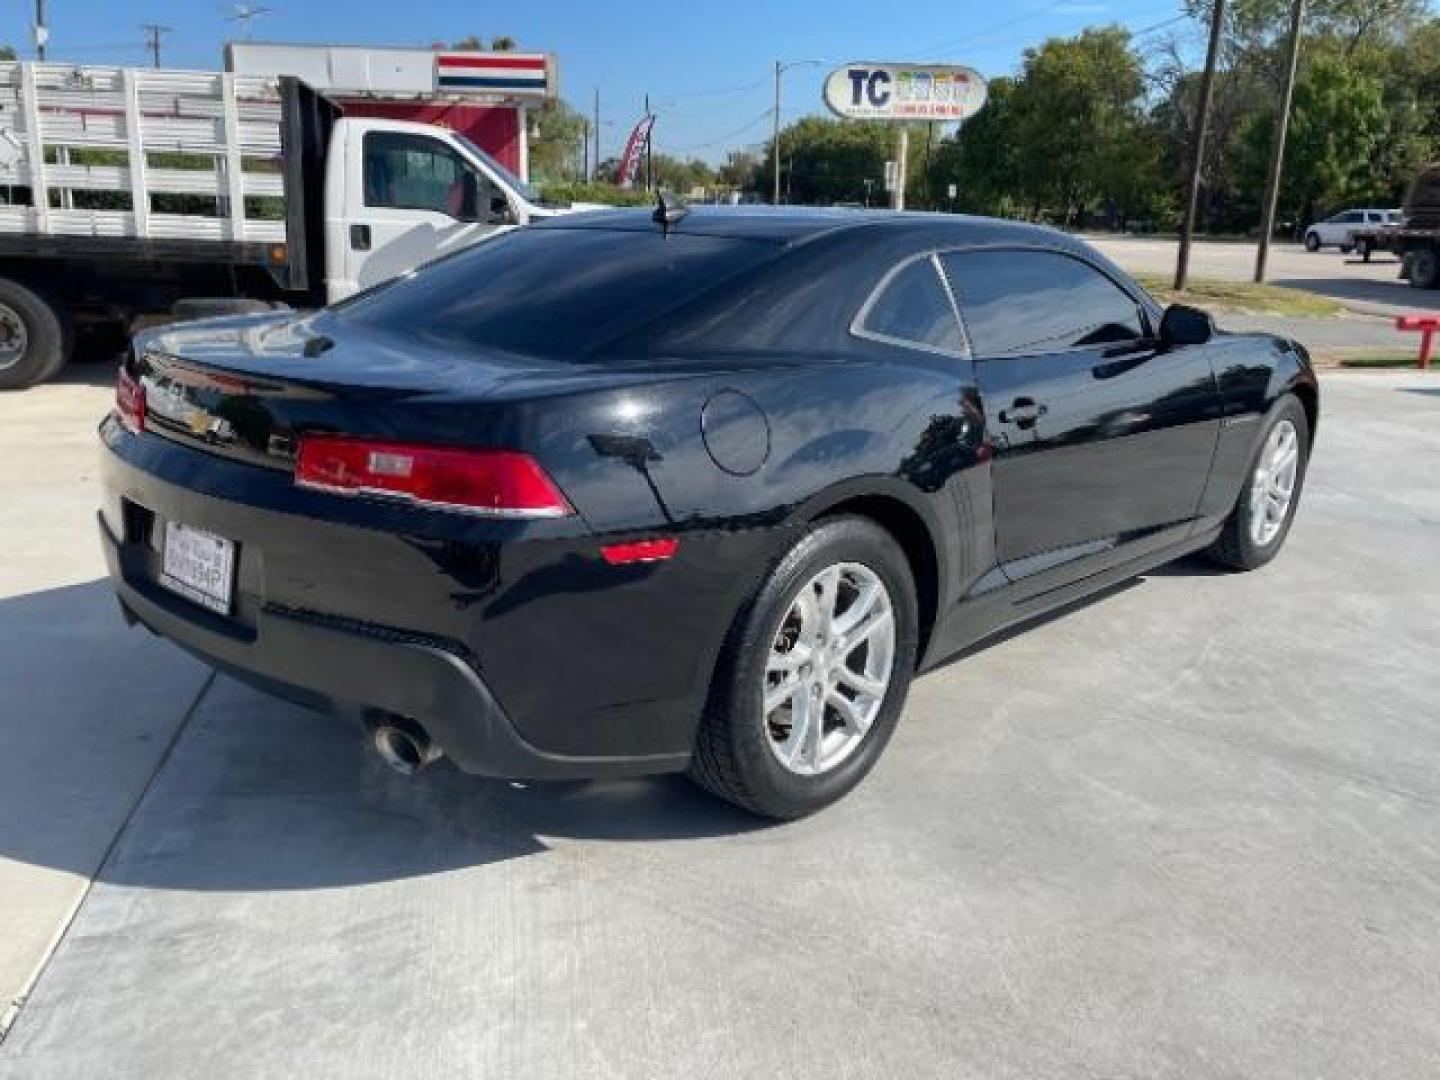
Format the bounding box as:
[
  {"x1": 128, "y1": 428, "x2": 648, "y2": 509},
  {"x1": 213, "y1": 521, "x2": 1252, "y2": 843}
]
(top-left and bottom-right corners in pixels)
[{"x1": 130, "y1": 311, "x2": 582, "y2": 470}]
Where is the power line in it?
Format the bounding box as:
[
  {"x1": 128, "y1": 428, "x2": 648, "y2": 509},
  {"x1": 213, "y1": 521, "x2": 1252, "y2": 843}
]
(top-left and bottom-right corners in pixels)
[
  {"x1": 1131, "y1": 13, "x2": 1192, "y2": 37},
  {"x1": 668, "y1": 107, "x2": 775, "y2": 152},
  {"x1": 900, "y1": 2, "x2": 1189, "y2": 59}
]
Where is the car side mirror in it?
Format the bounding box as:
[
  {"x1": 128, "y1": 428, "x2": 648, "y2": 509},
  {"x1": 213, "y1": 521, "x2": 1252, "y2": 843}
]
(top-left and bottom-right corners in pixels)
[{"x1": 1160, "y1": 304, "x2": 1214, "y2": 347}]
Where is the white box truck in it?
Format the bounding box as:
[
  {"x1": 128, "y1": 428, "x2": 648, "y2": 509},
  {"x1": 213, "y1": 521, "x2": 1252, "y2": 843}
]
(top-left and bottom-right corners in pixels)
[{"x1": 0, "y1": 61, "x2": 571, "y2": 388}]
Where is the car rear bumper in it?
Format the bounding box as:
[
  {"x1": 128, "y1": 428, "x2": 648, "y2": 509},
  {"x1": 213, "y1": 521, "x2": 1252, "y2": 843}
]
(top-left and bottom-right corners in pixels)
[{"x1": 97, "y1": 426, "x2": 695, "y2": 781}]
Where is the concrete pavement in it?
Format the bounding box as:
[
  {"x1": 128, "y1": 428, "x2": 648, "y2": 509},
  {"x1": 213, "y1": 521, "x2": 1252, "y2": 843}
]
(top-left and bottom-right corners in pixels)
[
  {"x1": 2, "y1": 372, "x2": 1438, "y2": 1078},
  {"x1": 0, "y1": 370, "x2": 210, "y2": 1036}
]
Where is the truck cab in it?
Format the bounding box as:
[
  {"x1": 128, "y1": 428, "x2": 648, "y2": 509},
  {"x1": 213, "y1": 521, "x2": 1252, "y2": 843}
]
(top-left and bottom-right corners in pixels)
[{"x1": 323, "y1": 117, "x2": 562, "y2": 302}]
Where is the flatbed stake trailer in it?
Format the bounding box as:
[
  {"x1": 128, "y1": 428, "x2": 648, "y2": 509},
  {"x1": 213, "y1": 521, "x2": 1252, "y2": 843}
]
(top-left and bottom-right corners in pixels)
[{"x1": 0, "y1": 61, "x2": 568, "y2": 389}]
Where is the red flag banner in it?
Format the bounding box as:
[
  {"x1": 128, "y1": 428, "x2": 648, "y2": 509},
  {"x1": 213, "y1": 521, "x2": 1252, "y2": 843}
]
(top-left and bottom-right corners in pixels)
[{"x1": 617, "y1": 114, "x2": 656, "y2": 189}]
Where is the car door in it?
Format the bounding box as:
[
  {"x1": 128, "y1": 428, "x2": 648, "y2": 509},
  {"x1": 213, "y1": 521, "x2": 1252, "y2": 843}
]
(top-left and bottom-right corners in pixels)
[
  {"x1": 941, "y1": 248, "x2": 1221, "y2": 594},
  {"x1": 1325, "y1": 210, "x2": 1362, "y2": 246},
  {"x1": 338, "y1": 128, "x2": 509, "y2": 299}
]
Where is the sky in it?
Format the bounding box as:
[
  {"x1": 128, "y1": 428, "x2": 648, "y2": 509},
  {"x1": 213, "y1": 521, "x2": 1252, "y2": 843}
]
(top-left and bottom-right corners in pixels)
[{"x1": 0, "y1": 0, "x2": 1206, "y2": 163}]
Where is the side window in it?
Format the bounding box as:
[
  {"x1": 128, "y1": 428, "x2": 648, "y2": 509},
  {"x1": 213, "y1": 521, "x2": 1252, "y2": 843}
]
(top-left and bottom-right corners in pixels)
[
  {"x1": 857, "y1": 257, "x2": 965, "y2": 354},
  {"x1": 1340, "y1": 210, "x2": 1363, "y2": 224},
  {"x1": 941, "y1": 250, "x2": 1145, "y2": 357},
  {"x1": 363, "y1": 132, "x2": 480, "y2": 219}
]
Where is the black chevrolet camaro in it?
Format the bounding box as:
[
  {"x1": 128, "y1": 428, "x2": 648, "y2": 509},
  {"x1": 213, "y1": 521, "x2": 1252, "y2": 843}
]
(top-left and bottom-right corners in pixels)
[{"x1": 99, "y1": 207, "x2": 1318, "y2": 818}]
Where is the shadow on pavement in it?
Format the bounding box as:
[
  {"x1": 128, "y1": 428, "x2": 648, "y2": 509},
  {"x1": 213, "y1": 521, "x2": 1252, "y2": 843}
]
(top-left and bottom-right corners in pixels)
[
  {"x1": 1271, "y1": 275, "x2": 1440, "y2": 312},
  {"x1": 0, "y1": 579, "x2": 766, "y2": 897}
]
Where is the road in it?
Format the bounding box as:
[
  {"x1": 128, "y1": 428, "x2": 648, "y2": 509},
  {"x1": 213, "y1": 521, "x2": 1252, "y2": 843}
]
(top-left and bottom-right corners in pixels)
[
  {"x1": 1089, "y1": 236, "x2": 1439, "y2": 355},
  {"x1": 2, "y1": 369, "x2": 1439, "y2": 1078},
  {"x1": 1086, "y1": 235, "x2": 1438, "y2": 319}
]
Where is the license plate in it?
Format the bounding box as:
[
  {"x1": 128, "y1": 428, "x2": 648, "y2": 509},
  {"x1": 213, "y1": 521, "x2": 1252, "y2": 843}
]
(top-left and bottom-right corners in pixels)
[{"x1": 160, "y1": 521, "x2": 236, "y2": 615}]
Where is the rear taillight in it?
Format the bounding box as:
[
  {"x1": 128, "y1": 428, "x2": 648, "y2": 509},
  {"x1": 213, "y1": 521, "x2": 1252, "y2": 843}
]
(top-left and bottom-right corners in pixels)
[
  {"x1": 116, "y1": 367, "x2": 146, "y2": 433},
  {"x1": 294, "y1": 434, "x2": 571, "y2": 518}
]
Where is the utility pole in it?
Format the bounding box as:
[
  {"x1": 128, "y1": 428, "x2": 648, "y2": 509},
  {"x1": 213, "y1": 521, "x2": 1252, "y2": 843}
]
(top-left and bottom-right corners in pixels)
[
  {"x1": 142, "y1": 24, "x2": 172, "y2": 68},
  {"x1": 1175, "y1": 0, "x2": 1227, "y2": 291},
  {"x1": 1254, "y1": 0, "x2": 1305, "y2": 282},
  {"x1": 591, "y1": 87, "x2": 600, "y2": 182},
  {"x1": 772, "y1": 60, "x2": 782, "y2": 204},
  {"x1": 891, "y1": 127, "x2": 909, "y2": 211},
  {"x1": 34, "y1": 0, "x2": 47, "y2": 61}
]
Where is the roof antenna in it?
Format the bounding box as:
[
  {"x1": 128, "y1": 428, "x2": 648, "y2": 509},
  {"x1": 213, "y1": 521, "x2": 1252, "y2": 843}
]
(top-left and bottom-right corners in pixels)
[{"x1": 652, "y1": 189, "x2": 689, "y2": 237}]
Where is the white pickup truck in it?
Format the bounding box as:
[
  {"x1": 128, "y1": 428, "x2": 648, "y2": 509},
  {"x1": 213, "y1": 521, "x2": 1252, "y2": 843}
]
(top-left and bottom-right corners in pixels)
[{"x1": 0, "y1": 61, "x2": 573, "y2": 388}]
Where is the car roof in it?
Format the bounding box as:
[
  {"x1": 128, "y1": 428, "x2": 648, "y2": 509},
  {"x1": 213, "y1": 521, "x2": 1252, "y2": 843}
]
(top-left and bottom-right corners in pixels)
[{"x1": 532, "y1": 204, "x2": 1075, "y2": 250}]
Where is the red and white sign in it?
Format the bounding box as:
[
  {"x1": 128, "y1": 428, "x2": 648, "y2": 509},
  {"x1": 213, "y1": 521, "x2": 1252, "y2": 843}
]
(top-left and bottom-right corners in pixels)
[{"x1": 436, "y1": 52, "x2": 550, "y2": 98}]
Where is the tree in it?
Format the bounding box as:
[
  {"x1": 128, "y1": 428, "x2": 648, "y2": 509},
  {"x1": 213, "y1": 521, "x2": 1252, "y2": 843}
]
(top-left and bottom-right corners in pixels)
[
  {"x1": 930, "y1": 78, "x2": 1019, "y2": 215},
  {"x1": 759, "y1": 117, "x2": 911, "y2": 205},
  {"x1": 529, "y1": 99, "x2": 588, "y2": 184},
  {"x1": 716, "y1": 150, "x2": 762, "y2": 194},
  {"x1": 1239, "y1": 51, "x2": 1387, "y2": 221},
  {"x1": 440, "y1": 35, "x2": 518, "y2": 51},
  {"x1": 1003, "y1": 27, "x2": 1154, "y2": 225}
]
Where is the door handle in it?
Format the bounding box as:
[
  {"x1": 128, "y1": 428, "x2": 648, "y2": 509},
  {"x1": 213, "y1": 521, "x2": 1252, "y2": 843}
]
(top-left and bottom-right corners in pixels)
[
  {"x1": 999, "y1": 397, "x2": 1047, "y2": 429},
  {"x1": 349, "y1": 223, "x2": 371, "y2": 251}
]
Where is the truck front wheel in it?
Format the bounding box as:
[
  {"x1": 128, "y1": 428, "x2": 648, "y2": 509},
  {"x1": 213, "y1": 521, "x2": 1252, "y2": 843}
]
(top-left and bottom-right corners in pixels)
[
  {"x1": 0, "y1": 278, "x2": 68, "y2": 390},
  {"x1": 1410, "y1": 247, "x2": 1439, "y2": 290}
]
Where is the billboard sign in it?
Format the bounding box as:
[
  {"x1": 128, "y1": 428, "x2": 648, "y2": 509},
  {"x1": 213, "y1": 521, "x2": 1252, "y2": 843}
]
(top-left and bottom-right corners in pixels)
[{"x1": 823, "y1": 63, "x2": 988, "y2": 121}]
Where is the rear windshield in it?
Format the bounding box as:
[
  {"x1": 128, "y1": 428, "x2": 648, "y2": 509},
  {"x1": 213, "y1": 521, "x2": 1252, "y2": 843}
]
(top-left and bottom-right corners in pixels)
[{"x1": 337, "y1": 226, "x2": 778, "y2": 359}]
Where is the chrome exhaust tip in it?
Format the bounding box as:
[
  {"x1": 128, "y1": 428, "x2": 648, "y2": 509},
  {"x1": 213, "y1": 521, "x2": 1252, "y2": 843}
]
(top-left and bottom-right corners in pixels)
[{"x1": 369, "y1": 718, "x2": 442, "y2": 776}]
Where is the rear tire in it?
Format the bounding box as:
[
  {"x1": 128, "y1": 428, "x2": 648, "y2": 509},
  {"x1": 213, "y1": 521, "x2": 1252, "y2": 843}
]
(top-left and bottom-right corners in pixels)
[
  {"x1": 688, "y1": 516, "x2": 919, "y2": 819},
  {"x1": 1304, "y1": 232, "x2": 1320, "y2": 252},
  {"x1": 1206, "y1": 395, "x2": 1310, "y2": 571},
  {"x1": 1410, "y1": 247, "x2": 1439, "y2": 290},
  {"x1": 0, "y1": 278, "x2": 68, "y2": 390}
]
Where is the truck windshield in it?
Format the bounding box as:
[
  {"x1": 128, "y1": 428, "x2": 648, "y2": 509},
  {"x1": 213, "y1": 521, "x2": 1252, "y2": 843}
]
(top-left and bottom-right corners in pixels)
[
  {"x1": 335, "y1": 226, "x2": 778, "y2": 360},
  {"x1": 453, "y1": 134, "x2": 539, "y2": 203}
]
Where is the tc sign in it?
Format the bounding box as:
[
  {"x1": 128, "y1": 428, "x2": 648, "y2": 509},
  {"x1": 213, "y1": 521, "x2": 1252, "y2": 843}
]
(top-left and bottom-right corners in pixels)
[{"x1": 823, "y1": 63, "x2": 988, "y2": 121}]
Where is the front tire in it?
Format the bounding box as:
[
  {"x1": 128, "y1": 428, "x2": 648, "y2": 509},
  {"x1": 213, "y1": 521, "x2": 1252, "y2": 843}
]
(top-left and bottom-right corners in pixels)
[
  {"x1": 1206, "y1": 395, "x2": 1310, "y2": 571},
  {"x1": 689, "y1": 516, "x2": 919, "y2": 819},
  {"x1": 1304, "y1": 232, "x2": 1320, "y2": 252}
]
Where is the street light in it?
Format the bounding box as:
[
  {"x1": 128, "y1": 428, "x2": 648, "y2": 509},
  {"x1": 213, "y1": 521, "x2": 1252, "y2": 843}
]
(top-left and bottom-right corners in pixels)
[{"x1": 772, "y1": 58, "x2": 828, "y2": 205}]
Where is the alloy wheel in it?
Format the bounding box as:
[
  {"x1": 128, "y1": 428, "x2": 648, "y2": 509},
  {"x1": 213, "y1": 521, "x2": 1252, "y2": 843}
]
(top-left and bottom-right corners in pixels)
[
  {"x1": 762, "y1": 562, "x2": 895, "y2": 777},
  {"x1": 1249, "y1": 418, "x2": 1300, "y2": 547}
]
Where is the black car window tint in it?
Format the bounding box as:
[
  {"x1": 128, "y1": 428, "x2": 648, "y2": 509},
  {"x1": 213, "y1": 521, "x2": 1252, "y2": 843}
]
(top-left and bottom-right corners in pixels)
[
  {"x1": 941, "y1": 249, "x2": 1144, "y2": 358},
  {"x1": 858, "y1": 258, "x2": 964, "y2": 354},
  {"x1": 338, "y1": 227, "x2": 778, "y2": 359}
]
